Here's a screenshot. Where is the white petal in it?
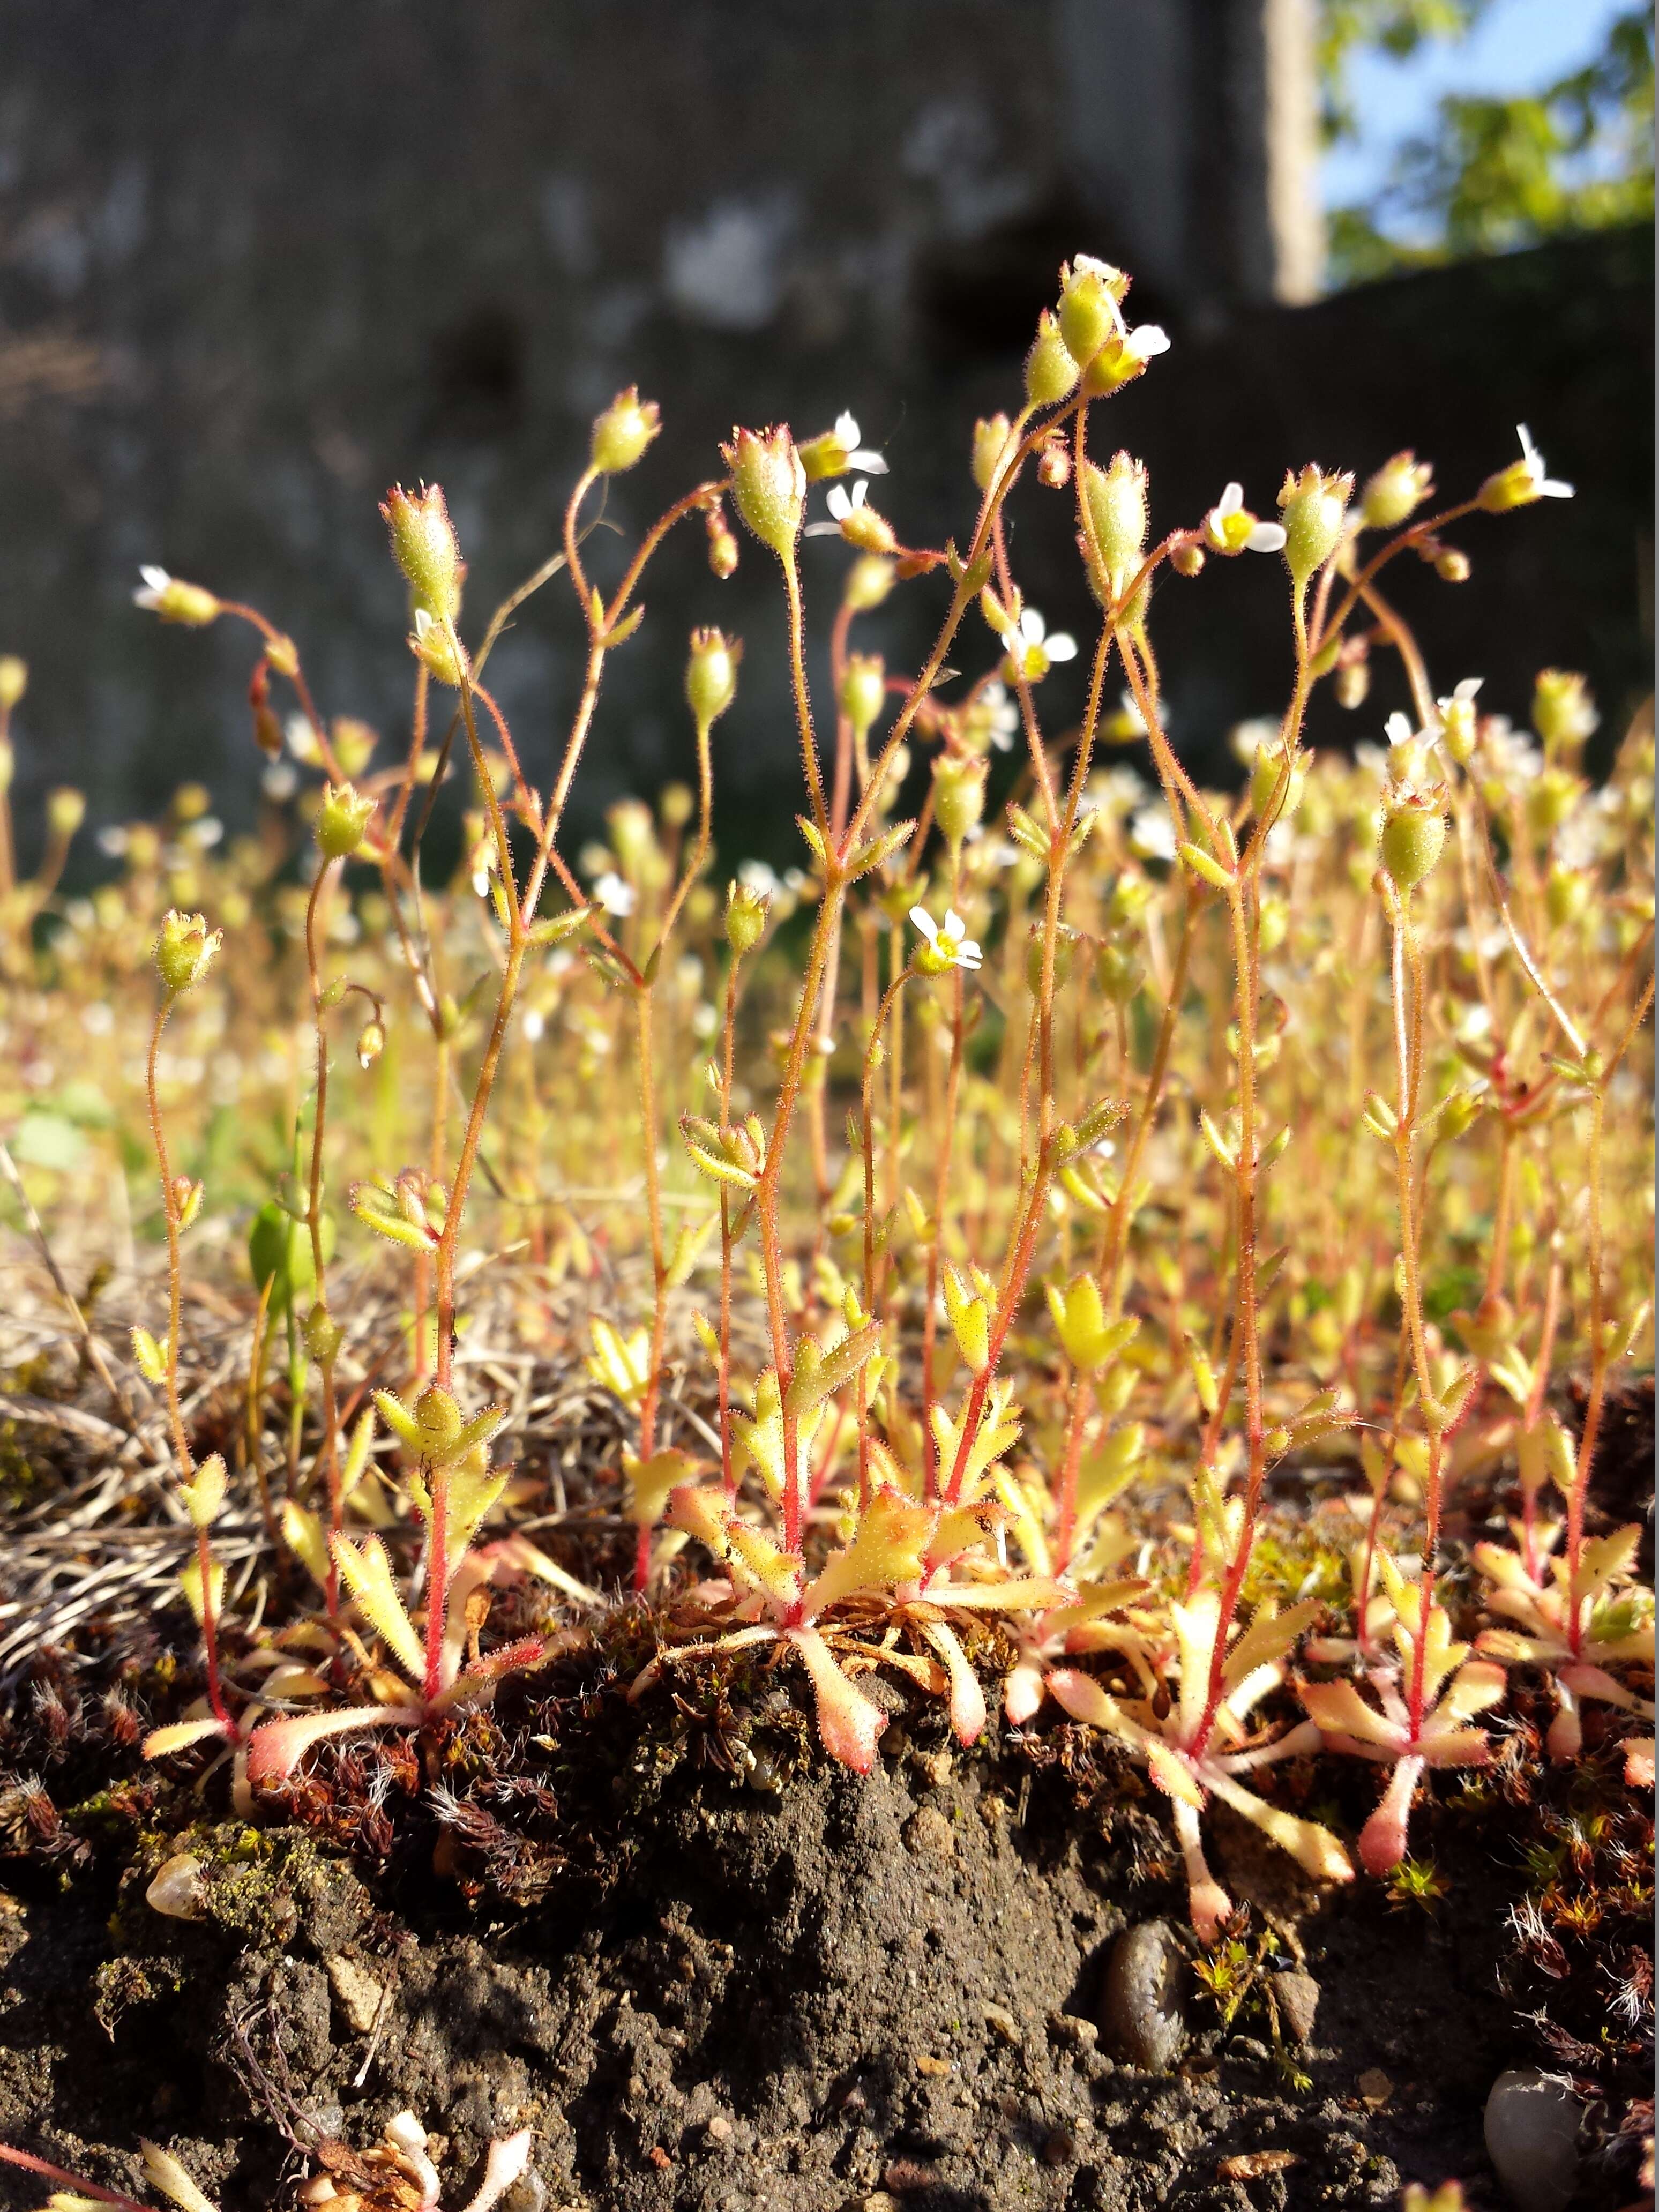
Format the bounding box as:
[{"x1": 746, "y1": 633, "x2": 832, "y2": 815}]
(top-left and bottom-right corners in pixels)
[
  {"x1": 140, "y1": 564, "x2": 171, "y2": 591},
  {"x1": 1044, "y1": 632, "x2": 1079, "y2": 662},
  {"x1": 942, "y1": 909, "x2": 966, "y2": 942},
  {"x1": 1384, "y1": 713, "x2": 1413, "y2": 748},
  {"x1": 1127, "y1": 323, "x2": 1170, "y2": 359},
  {"x1": 908, "y1": 905, "x2": 940, "y2": 944},
  {"x1": 1516, "y1": 424, "x2": 1538, "y2": 466},
  {"x1": 1244, "y1": 521, "x2": 1286, "y2": 554},
  {"x1": 956, "y1": 942, "x2": 983, "y2": 969},
  {"x1": 826, "y1": 483, "x2": 852, "y2": 520},
  {"x1": 1019, "y1": 607, "x2": 1045, "y2": 645},
  {"x1": 1216, "y1": 482, "x2": 1244, "y2": 518},
  {"x1": 849, "y1": 449, "x2": 888, "y2": 475},
  {"x1": 849, "y1": 476, "x2": 870, "y2": 507},
  {"x1": 833, "y1": 411, "x2": 861, "y2": 448},
  {"x1": 1541, "y1": 477, "x2": 1574, "y2": 499},
  {"x1": 1454, "y1": 677, "x2": 1484, "y2": 701}
]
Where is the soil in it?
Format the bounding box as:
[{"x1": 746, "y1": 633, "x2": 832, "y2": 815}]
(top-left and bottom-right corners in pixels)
[{"x1": 0, "y1": 1383, "x2": 1650, "y2": 2212}]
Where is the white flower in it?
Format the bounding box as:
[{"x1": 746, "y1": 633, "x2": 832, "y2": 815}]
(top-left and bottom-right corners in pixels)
[
  {"x1": 909, "y1": 905, "x2": 983, "y2": 973},
  {"x1": 132, "y1": 564, "x2": 173, "y2": 610},
  {"x1": 1515, "y1": 424, "x2": 1574, "y2": 500},
  {"x1": 1205, "y1": 482, "x2": 1285, "y2": 555},
  {"x1": 968, "y1": 678, "x2": 1021, "y2": 753},
  {"x1": 521, "y1": 1008, "x2": 546, "y2": 1043},
  {"x1": 805, "y1": 476, "x2": 871, "y2": 537},
  {"x1": 96, "y1": 825, "x2": 129, "y2": 857},
  {"x1": 737, "y1": 858, "x2": 781, "y2": 897},
  {"x1": 1483, "y1": 719, "x2": 1543, "y2": 781},
  {"x1": 592, "y1": 869, "x2": 637, "y2": 917},
  {"x1": 832, "y1": 410, "x2": 887, "y2": 475},
  {"x1": 1122, "y1": 323, "x2": 1171, "y2": 364},
  {"x1": 1000, "y1": 605, "x2": 1078, "y2": 681},
  {"x1": 262, "y1": 761, "x2": 298, "y2": 802},
  {"x1": 1128, "y1": 808, "x2": 1176, "y2": 862}
]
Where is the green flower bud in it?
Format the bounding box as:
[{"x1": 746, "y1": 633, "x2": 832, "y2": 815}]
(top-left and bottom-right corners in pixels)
[
  {"x1": 1277, "y1": 465, "x2": 1352, "y2": 587},
  {"x1": 304, "y1": 1303, "x2": 344, "y2": 1365},
  {"x1": 843, "y1": 555, "x2": 895, "y2": 612},
  {"x1": 1379, "y1": 798, "x2": 1447, "y2": 891},
  {"x1": 591, "y1": 387, "x2": 661, "y2": 475},
  {"x1": 685, "y1": 627, "x2": 741, "y2": 729},
  {"x1": 840, "y1": 654, "x2": 886, "y2": 738},
  {"x1": 409, "y1": 607, "x2": 468, "y2": 688},
  {"x1": 1249, "y1": 744, "x2": 1303, "y2": 822},
  {"x1": 46, "y1": 787, "x2": 86, "y2": 841},
  {"x1": 0, "y1": 656, "x2": 26, "y2": 711},
  {"x1": 933, "y1": 754, "x2": 986, "y2": 849},
  {"x1": 1056, "y1": 257, "x2": 1125, "y2": 368},
  {"x1": 380, "y1": 484, "x2": 463, "y2": 622},
  {"x1": 1258, "y1": 894, "x2": 1290, "y2": 954},
  {"x1": 1026, "y1": 923, "x2": 1079, "y2": 995},
  {"x1": 1360, "y1": 451, "x2": 1434, "y2": 532},
  {"x1": 1533, "y1": 669, "x2": 1597, "y2": 756},
  {"x1": 1096, "y1": 941, "x2": 1143, "y2": 1006},
  {"x1": 1545, "y1": 863, "x2": 1590, "y2": 930},
  {"x1": 721, "y1": 425, "x2": 806, "y2": 561},
  {"x1": 155, "y1": 908, "x2": 222, "y2": 994},
  {"x1": 1025, "y1": 311, "x2": 1080, "y2": 409},
  {"x1": 972, "y1": 413, "x2": 1014, "y2": 493},
  {"x1": 1525, "y1": 767, "x2": 1582, "y2": 840},
  {"x1": 725, "y1": 880, "x2": 768, "y2": 955},
  {"x1": 356, "y1": 1018, "x2": 386, "y2": 1070},
  {"x1": 1081, "y1": 452, "x2": 1148, "y2": 602},
  {"x1": 316, "y1": 781, "x2": 376, "y2": 860},
  {"x1": 659, "y1": 782, "x2": 694, "y2": 830}
]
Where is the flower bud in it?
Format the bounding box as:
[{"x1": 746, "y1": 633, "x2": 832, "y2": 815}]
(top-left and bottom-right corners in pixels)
[
  {"x1": 1525, "y1": 767, "x2": 1581, "y2": 840},
  {"x1": 1360, "y1": 451, "x2": 1434, "y2": 532},
  {"x1": 1036, "y1": 440, "x2": 1071, "y2": 490},
  {"x1": 356, "y1": 1018, "x2": 386, "y2": 1069},
  {"x1": 1172, "y1": 541, "x2": 1205, "y2": 578},
  {"x1": 155, "y1": 909, "x2": 222, "y2": 994},
  {"x1": 46, "y1": 787, "x2": 86, "y2": 841},
  {"x1": 725, "y1": 880, "x2": 768, "y2": 955},
  {"x1": 1532, "y1": 669, "x2": 1597, "y2": 755},
  {"x1": 1056, "y1": 257, "x2": 1125, "y2": 367},
  {"x1": 708, "y1": 526, "x2": 739, "y2": 578},
  {"x1": 1025, "y1": 311, "x2": 1080, "y2": 408},
  {"x1": 1096, "y1": 941, "x2": 1142, "y2": 1006},
  {"x1": 1081, "y1": 452, "x2": 1148, "y2": 602},
  {"x1": 1379, "y1": 797, "x2": 1447, "y2": 891},
  {"x1": 591, "y1": 387, "x2": 661, "y2": 475},
  {"x1": 0, "y1": 656, "x2": 26, "y2": 711},
  {"x1": 1434, "y1": 547, "x2": 1470, "y2": 583},
  {"x1": 933, "y1": 754, "x2": 986, "y2": 849},
  {"x1": 685, "y1": 627, "x2": 741, "y2": 729},
  {"x1": 1249, "y1": 745, "x2": 1303, "y2": 821},
  {"x1": 721, "y1": 426, "x2": 806, "y2": 561},
  {"x1": 840, "y1": 654, "x2": 886, "y2": 737},
  {"x1": 409, "y1": 606, "x2": 468, "y2": 687},
  {"x1": 659, "y1": 781, "x2": 694, "y2": 830},
  {"x1": 133, "y1": 568, "x2": 222, "y2": 626},
  {"x1": 303, "y1": 1302, "x2": 344, "y2": 1364},
  {"x1": 380, "y1": 485, "x2": 462, "y2": 621},
  {"x1": 843, "y1": 555, "x2": 895, "y2": 612},
  {"x1": 1026, "y1": 923, "x2": 1079, "y2": 995},
  {"x1": 1277, "y1": 465, "x2": 1352, "y2": 587},
  {"x1": 316, "y1": 781, "x2": 376, "y2": 861},
  {"x1": 1335, "y1": 657, "x2": 1370, "y2": 710},
  {"x1": 1545, "y1": 863, "x2": 1590, "y2": 930},
  {"x1": 972, "y1": 414, "x2": 1014, "y2": 492}
]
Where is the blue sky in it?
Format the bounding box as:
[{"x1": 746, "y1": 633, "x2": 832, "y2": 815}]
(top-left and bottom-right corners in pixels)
[{"x1": 1322, "y1": 0, "x2": 1635, "y2": 217}]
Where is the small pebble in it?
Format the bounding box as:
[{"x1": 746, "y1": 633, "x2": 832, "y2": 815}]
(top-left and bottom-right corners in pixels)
[
  {"x1": 1099, "y1": 1920, "x2": 1187, "y2": 2071},
  {"x1": 902, "y1": 1805, "x2": 955, "y2": 1859},
  {"x1": 145, "y1": 1852, "x2": 206, "y2": 1920},
  {"x1": 1483, "y1": 2068, "x2": 1581, "y2": 2212},
  {"x1": 703, "y1": 2114, "x2": 733, "y2": 2147},
  {"x1": 1274, "y1": 1969, "x2": 1319, "y2": 2046},
  {"x1": 325, "y1": 1954, "x2": 385, "y2": 2035},
  {"x1": 1049, "y1": 2011, "x2": 1098, "y2": 2049},
  {"x1": 983, "y1": 2002, "x2": 1021, "y2": 2044}
]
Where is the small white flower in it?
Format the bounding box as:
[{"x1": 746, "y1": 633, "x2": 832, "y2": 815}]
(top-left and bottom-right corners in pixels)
[
  {"x1": 1128, "y1": 808, "x2": 1176, "y2": 862},
  {"x1": 132, "y1": 564, "x2": 172, "y2": 610},
  {"x1": 970, "y1": 678, "x2": 1021, "y2": 753},
  {"x1": 804, "y1": 476, "x2": 870, "y2": 537},
  {"x1": 737, "y1": 858, "x2": 781, "y2": 897},
  {"x1": 1122, "y1": 323, "x2": 1171, "y2": 364},
  {"x1": 96, "y1": 825, "x2": 130, "y2": 857},
  {"x1": 1206, "y1": 482, "x2": 1286, "y2": 555},
  {"x1": 262, "y1": 761, "x2": 298, "y2": 802},
  {"x1": 909, "y1": 904, "x2": 983, "y2": 972},
  {"x1": 832, "y1": 410, "x2": 887, "y2": 475},
  {"x1": 592, "y1": 869, "x2": 637, "y2": 917},
  {"x1": 521, "y1": 1008, "x2": 546, "y2": 1043},
  {"x1": 1000, "y1": 605, "x2": 1078, "y2": 676},
  {"x1": 1483, "y1": 720, "x2": 1543, "y2": 781},
  {"x1": 1515, "y1": 424, "x2": 1574, "y2": 500}
]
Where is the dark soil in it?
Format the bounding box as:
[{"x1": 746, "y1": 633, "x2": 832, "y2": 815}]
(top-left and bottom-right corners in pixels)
[{"x1": 0, "y1": 1649, "x2": 1650, "y2": 2212}]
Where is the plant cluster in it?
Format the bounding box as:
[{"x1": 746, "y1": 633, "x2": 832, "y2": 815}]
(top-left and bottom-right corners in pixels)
[{"x1": 0, "y1": 250, "x2": 1651, "y2": 1960}]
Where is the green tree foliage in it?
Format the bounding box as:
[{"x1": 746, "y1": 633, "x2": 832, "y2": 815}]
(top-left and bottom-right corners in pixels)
[{"x1": 1321, "y1": 2, "x2": 1654, "y2": 284}]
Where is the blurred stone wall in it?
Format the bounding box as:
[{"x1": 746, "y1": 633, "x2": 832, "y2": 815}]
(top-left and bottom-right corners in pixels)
[{"x1": 0, "y1": 0, "x2": 1649, "y2": 875}]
